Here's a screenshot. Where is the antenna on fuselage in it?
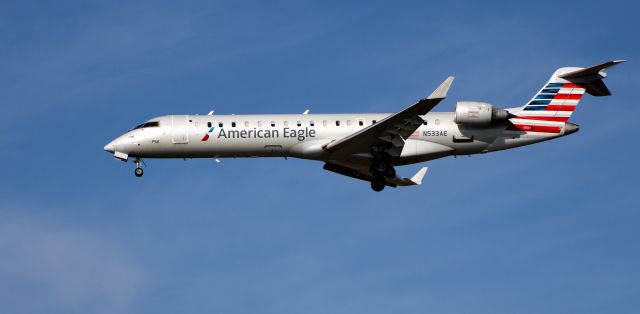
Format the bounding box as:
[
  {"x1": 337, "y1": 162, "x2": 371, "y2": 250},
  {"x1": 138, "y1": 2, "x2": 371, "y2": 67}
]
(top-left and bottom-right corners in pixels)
[
  {"x1": 207, "y1": 110, "x2": 214, "y2": 115},
  {"x1": 303, "y1": 109, "x2": 309, "y2": 114}
]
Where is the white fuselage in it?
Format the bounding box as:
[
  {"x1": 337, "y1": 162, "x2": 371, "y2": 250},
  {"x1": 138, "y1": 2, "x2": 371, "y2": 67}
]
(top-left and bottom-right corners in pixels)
[
  {"x1": 103, "y1": 60, "x2": 622, "y2": 190},
  {"x1": 104, "y1": 112, "x2": 575, "y2": 166}
]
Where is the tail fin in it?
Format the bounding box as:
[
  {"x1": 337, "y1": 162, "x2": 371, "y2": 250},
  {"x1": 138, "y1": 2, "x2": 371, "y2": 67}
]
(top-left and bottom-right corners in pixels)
[{"x1": 516, "y1": 60, "x2": 625, "y2": 123}]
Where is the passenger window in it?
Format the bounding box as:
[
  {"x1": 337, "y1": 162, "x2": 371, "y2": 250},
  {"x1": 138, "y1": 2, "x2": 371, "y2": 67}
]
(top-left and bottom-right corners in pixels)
[
  {"x1": 297, "y1": 121, "x2": 301, "y2": 127},
  {"x1": 336, "y1": 121, "x2": 341, "y2": 126},
  {"x1": 322, "y1": 120, "x2": 327, "y2": 126},
  {"x1": 346, "y1": 120, "x2": 351, "y2": 126},
  {"x1": 284, "y1": 121, "x2": 288, "y2": 127},
  {"x1": 258, "y1": 121, "x2": 262, "y2": 127},
  {"x1": 245, "y1": 121, "x2": 250, "y2": 127},
  {"x1": 232, "y1": 122, "x2": 236, "y2": 127},
  {"x1": 435, "y1": 119, "x2": 440, "y2": 125},
  {"x1": 271, "y1": 121, "x2": 276, "y2": 127},
  {"x1": 310, "y1": 121, "x2": 315, "y2": 126},
  {"x1": 372, "y1": 120, "x2": 377, "y2": 124},
  {"x1": 358, "y1": 120, "x2": 363, "y2": 126},
  {"x1": 219, "y1": 122, "x2": 223, "y2": 127},
  {"x1": 423, "y1": 120, "x2": 428, "y2": 125},
  {"x1": 207, "y1": 122, "x2": 212, "y2": 128}
]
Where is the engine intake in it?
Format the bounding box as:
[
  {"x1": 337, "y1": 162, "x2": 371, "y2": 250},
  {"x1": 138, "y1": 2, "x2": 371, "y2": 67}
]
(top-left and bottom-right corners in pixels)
[{"x1": 454, "y1": 101, "x2": 510, "y2": 126}]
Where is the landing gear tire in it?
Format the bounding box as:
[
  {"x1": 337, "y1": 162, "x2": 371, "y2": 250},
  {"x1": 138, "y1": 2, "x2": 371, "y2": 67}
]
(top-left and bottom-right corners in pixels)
[
  {"x1": 134, "y1": 167, "x2": 144, "y2": 177},
  {"x1": 371, "y1": 174, "x2": 385, "y2": 192}
]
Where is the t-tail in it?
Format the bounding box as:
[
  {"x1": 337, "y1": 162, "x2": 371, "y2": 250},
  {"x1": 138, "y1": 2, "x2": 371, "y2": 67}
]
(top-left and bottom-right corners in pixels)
[{"x1": 510, "y1": 60, "x2": 625, "y2": 134}]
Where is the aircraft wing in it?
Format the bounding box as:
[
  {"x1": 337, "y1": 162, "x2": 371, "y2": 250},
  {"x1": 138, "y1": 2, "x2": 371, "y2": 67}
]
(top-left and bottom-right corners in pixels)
[{"x1": 324, "y1": 76, "x2": 454, "y2": 157}]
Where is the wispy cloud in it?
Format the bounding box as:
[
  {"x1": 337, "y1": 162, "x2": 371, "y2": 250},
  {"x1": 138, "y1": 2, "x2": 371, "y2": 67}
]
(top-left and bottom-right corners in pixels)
[{"x1": 0, "y1": 209, "x2": 140, "y2": 314}]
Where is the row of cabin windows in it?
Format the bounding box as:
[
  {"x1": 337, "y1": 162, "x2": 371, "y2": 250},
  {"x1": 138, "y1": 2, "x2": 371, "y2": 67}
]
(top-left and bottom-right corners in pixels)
[
  {"x1": 206, "y1": 119, "x2": 379, "y2": 128},
  {"x1": 135, "y1": 118, "x2": 430, "y2": 130}
]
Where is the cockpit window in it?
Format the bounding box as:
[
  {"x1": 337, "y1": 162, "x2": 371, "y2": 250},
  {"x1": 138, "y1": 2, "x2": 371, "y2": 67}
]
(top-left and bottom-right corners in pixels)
[{"x1": 132, "y1": 121, "x2": 160, "y2": 130}]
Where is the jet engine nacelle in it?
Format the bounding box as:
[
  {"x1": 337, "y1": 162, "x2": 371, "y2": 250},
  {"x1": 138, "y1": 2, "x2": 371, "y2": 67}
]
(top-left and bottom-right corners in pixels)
[{"x1": 454, "y1": 101, "x2": 510, "y2": 126}]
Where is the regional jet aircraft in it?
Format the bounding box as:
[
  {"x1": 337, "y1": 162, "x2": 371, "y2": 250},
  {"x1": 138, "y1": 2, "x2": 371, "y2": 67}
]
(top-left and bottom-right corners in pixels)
[{"x1": 104, "y1": 60, "x2": 624, "y2": 191}]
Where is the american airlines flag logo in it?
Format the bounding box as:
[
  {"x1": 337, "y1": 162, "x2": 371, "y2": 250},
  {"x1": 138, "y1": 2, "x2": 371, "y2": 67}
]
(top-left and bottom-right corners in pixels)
[
  {"x1": 514, "y1": 82, "x2": 586, "y2": 126},
  {"x1": 201, "y1": 127, "x2": 215, "y2": 141},
  {"x1": 521, "y1": 82, "x2": 585, "y2": 121}
]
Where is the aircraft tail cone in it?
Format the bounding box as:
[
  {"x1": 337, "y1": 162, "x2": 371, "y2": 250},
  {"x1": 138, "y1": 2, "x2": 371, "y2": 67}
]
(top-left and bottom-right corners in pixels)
[{"x1": 564, "y1": 123, "x2": 579, "y2": 135}]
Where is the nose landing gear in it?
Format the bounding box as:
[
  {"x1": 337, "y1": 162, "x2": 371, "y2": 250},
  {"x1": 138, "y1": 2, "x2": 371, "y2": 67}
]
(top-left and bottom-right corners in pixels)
[{"x1": 134, "y1": 157, "x2": 145, "y2": 177}]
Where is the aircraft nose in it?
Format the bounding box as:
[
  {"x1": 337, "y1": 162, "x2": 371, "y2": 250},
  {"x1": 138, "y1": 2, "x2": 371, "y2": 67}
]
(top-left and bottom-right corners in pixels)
[{"x1": 104, "y1": 140, "x2": 116, "y2": 153}]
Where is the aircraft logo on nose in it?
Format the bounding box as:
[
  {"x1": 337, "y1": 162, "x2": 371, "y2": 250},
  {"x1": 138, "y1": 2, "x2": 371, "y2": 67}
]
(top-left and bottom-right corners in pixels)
[{"x1": 201, "y1": 127, "x2": 215, "y2": 141}]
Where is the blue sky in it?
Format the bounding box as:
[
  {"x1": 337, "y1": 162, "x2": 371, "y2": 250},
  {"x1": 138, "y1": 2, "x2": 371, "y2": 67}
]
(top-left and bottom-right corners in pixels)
[{"x1": 0, "y1": 1, "x2": 638, "y2": 313}]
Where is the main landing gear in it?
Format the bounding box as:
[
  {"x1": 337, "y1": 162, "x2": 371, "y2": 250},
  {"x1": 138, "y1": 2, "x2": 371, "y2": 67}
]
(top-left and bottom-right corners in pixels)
[
  {"x1": 369, "y1": 152, "x2": 395, "y2": 192},
  {"x1": 134, "y1": 157, "x2": 144, "y2": 177},
  {"x1": 371, "y1": 173, "x2": 385, "y2": 192}
]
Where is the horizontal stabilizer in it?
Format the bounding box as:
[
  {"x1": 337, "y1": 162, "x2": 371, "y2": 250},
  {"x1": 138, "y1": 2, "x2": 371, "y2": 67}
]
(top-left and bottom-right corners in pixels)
[
  {"x1": 559, "y1": 60, "x2": 626, "y2": 80},
  {"x1": 559, "y1": 60, "x2": 625, "y2": 96}
]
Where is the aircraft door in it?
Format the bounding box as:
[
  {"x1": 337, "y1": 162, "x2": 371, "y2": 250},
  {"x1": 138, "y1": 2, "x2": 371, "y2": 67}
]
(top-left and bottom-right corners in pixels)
[{"x1": 172, "y1": 115, "x2": 189, "y2": 144}]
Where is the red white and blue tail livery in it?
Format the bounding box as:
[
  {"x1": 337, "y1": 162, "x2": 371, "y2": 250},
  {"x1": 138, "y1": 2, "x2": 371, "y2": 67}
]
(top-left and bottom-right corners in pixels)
[{"x1": 508, "y1": 60, "x2": 624, "y2": 134}]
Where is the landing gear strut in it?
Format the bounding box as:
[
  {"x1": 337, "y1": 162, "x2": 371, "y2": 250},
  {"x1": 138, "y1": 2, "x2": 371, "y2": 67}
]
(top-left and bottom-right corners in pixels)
[
  {"x1": 369, "y1": 151, "x2": 395, "y2": 192},
  {"x1": 134, "y1": 157, "x2": 144, "y2": 177}
]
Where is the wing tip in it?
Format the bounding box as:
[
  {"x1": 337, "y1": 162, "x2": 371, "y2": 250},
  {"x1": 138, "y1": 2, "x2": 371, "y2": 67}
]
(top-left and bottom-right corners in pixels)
[
  {"x1": 410, "y1": 167, "x2": 428, "y2": 185},
  {"x1": 428, "y1": 76, "x2": 455, "y2": 99}
]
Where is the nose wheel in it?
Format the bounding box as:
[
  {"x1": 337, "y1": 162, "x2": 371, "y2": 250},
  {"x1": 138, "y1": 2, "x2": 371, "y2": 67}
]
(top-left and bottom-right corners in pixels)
[{"x1": 134, "y1": 157, "x2": 145, "y2": 177}]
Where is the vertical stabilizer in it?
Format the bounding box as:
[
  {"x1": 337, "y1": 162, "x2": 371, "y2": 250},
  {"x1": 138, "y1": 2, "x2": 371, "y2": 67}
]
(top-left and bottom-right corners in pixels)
[{"x1": 514, "y1": 60, "x2": 624, "y2": 124}]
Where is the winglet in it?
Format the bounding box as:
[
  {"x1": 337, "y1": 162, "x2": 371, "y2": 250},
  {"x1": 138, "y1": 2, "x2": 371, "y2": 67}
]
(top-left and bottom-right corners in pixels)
[
  {"x1": 409, "y1": 167, "x2": 428, "y2": 185},
  {"x1": 427, "y1": 76, "x2": 454, "y2": 99}
]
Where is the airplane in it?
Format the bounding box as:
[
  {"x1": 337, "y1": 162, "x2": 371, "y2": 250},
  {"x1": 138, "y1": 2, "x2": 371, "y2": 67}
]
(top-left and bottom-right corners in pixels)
[{"x1": 104, "y1": 60, "x2": 624, "y2": 191}]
